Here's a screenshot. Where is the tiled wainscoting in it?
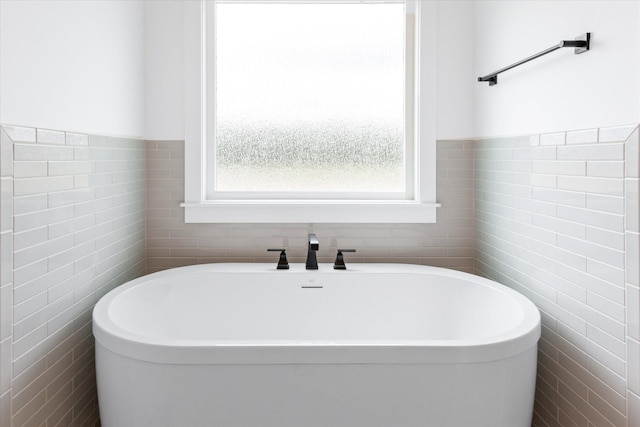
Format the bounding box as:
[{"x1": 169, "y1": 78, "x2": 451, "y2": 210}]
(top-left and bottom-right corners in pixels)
[
  {"x1": 1, "y1": 122, "x2": 640, "y2": 427},
  {"x1": 474, "y1": 125, "x2": 640, "y2": 427},
  {"x1": 146, "y1": 140, "x2": 475, "y2": 274},
  {"x1": 0, "y1": 125, "x2": 146, "y2": 427}
]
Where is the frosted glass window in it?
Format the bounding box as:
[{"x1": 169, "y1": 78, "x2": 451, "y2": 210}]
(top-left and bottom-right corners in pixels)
[{"x1": 212, "y1": 1, "x2": 409, "y2": 196}]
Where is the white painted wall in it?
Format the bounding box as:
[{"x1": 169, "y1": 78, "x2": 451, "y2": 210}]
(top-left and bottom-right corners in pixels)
[
  {"x1": 2, "y1": 1, "x2": 637, "y2": 141},
  {"x1": 144, "y1": 1, "x2": 184, "y2": 140},
  {"x1": 437, "y1": 1, "x2": 475, "y2": 140},
  {"x1": 474, "y1": 0, "x2": 640, "y2": 138},
  {"x1": 143, "y1": 0, "x2": 476, "y2": 141},
  {"x1": 0, "y1": 0, "x2": 144, "y2": 137}
]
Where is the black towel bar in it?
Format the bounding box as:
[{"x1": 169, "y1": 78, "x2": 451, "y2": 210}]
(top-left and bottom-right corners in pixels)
[{"x1": 478, "y1": 33, "x2": 590, "y2": 86}]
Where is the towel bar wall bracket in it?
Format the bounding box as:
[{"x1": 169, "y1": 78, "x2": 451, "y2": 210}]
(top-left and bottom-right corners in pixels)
[{"x1": 478, "y1": 33, "x2": 591, "y2": 86}]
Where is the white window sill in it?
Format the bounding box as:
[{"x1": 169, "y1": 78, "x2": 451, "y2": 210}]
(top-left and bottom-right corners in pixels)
[{"x1": 181, "y1": 201, "x2": 440, "y2": 223}]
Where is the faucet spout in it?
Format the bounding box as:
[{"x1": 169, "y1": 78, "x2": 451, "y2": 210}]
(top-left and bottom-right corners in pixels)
[{"x1": 306, "y1": 234, "x2": 319, "y2": 270}]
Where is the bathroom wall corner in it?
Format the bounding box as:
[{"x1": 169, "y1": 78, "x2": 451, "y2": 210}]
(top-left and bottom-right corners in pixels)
[
  {"x1": 1, "y1": 124, "x2": 146, "y2": 427},
  {"x1": 625, "y1": 126, "x2": 640, "y2": 425},
  {"x1": 0, "y1": 127, "x2": 14, "y2": 427},
  {"x1": 474, "y1": 123, "x2": 640, "y2": 427}
]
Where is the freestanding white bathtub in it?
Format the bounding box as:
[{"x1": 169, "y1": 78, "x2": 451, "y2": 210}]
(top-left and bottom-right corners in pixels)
[{"x1": 93, "y1": 263, "x2": 540, "y2": 427}]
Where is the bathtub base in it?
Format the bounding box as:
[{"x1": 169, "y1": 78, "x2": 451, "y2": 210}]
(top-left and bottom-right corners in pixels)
[{"x1": 97, "y1": 343, "x2": 537, "y2": 427}]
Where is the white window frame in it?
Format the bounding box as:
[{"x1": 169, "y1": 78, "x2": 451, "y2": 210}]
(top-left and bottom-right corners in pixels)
[{"x1": 182, "y1": 0, "x2": 439, "y2": 223}]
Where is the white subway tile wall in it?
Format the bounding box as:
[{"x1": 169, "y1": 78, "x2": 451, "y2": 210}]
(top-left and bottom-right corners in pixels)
[
  {"x1": 475, "y1": 125, "x2": 640, "y2": 427},
  {"x1": 145, "y1": 140, "x2": 475, "y2": 273},
  {"x1": 1, "y1": 123, "x2": 639, "y2": 426},
  {"x1": 0, "y1": 125, "x2": 146, "y2": 427},
  {"x1": 1, "y1": 128, "x2": 14, "y2": 427}
]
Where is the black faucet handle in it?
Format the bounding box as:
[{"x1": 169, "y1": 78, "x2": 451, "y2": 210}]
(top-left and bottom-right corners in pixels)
[
  {"x1": 267, "y1": 249, "x2": 289, "y2": 270},
  {"x1": 334, "y1": 249, "x2": 356, "y2": 270}
]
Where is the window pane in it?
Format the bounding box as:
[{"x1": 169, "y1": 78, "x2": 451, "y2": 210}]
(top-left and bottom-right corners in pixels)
[{"x1": 215, "y1": 2, "x2": 406, "y2": 193}]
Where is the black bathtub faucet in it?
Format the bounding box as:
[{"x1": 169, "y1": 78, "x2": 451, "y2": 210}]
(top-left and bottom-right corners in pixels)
[{"x1": 306, "y1": 234, "x2": 319, "y2": 270}]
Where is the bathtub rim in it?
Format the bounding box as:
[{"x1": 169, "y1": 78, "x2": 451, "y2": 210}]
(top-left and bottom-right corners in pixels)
[{"x1": 92, "y1": 263, "x2": 541, "y2": 365}]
